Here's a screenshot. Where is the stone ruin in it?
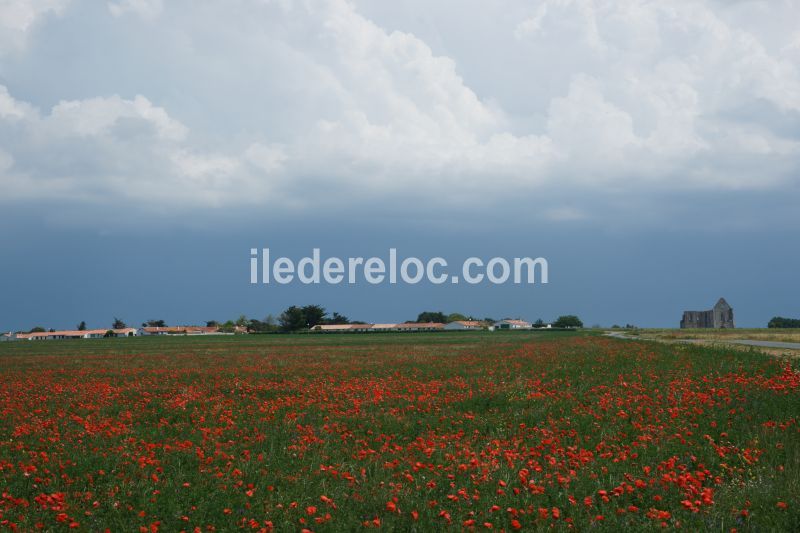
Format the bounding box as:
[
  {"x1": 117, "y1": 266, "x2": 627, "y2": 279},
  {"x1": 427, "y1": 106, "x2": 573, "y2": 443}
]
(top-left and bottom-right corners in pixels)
[{"x1": 680, "y1": 298, "x2": 735, "y2": 329}]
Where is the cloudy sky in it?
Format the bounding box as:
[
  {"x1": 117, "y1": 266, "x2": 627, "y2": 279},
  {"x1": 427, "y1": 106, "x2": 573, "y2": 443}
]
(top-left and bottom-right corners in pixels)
[{"x1": 1, "y1": 0, "x2": 799, "y2": 330}]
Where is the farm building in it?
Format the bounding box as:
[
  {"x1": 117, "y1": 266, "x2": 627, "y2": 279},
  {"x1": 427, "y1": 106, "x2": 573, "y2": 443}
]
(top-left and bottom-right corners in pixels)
[
  {"x1": 494, "y1": 319, "x2": 531, "y2": 330},
  {"x1": 311, "y1": 322, "x2": 444, "y2": 333},
  {"x1": 391, "y1": 322, "x2": 444, "y2": 332},
  {"x1": 311, "y1": 324, "x2": 374, "y2": 332},
  {"x1": 139, "y1": 326, "x2": 246, "y2": 335},
  {"x1": 444, "y1": 321, "x2": 485, "y2": 330}
]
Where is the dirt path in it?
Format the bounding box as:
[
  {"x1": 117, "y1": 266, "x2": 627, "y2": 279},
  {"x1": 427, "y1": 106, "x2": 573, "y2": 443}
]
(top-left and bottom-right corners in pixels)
[{"x1": 604, "y1": 332, "x2": 800, "y2": 358}]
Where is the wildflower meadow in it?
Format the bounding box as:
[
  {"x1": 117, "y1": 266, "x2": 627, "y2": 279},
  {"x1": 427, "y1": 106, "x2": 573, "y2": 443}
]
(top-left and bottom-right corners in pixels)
[{"x1": 0, "y1": 332, "x2": 797, "y2": 531}]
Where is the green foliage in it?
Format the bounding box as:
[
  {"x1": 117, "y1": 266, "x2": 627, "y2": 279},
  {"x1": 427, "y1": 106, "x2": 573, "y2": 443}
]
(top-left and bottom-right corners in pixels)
[
  {"x1": 279, "y1": 306, "x2": 308, "y2": 332},
  {"x1": 415, "y1": 311, "x2": 447, "y2": 323},
  {"x1": 77, "y1": 321, "x2": 86, "y2": 331},
  {"x1": 143, "y1": 319, "x2": 167, "y2": 328},
  {"x1": 29, "y1": 326, "x2": 46, "y2": 333},
  {"x1": 277, "y1": 305, "x2": 356, "y2": 331},
  {"x1": 246, "y1": 318, "x2": 278, "y2": 333},
  {"x1": 768, "y1": 316, "x2": 800, "y2": 328},
  {"x1": 112, "y1": 317, "x2": 127, "y2": 329},
  {"x1": 328, "y1": 312, "x2": 351, "y2": 325},
  {"x1": 553, "y1": 315, "x2": 583, "y2": 328},
  {"x1": 301, "y1": 305, "x2": 327, "y2": 328}
]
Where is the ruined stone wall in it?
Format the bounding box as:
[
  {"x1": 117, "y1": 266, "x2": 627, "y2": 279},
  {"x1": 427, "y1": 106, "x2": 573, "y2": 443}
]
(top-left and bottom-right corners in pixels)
[
  {"x1": 713, "y1": 302, "x2": 735, "y2": 328},
  {"x1": 681, "y1": 310, "x2": 714, "y2": 328}
]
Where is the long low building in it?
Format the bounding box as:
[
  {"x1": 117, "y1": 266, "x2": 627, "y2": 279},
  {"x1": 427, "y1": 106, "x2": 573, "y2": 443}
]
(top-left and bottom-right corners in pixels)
[
  {"x1": 494, "y1": 319, "x2": 532, "y2": 330},
  {"x1": 140, "y1": 326, "x2": 223, "y2": 335},
  {"x1": 444, "y1": 320, "x2": 486, "y2": 330},
  {"x1": 312, "y1": 322, "x2": 445, "y2": 332}
]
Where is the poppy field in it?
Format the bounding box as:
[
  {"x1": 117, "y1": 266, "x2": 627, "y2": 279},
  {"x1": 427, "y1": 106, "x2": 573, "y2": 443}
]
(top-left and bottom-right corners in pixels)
[{"x1": 0, "y1": 332, "x2": 798, "y2": 531}]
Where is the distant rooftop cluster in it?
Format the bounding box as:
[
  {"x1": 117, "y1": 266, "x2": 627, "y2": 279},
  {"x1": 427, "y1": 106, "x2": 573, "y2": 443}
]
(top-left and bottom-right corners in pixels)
[
  {"x1": 1, "y1": 325, "x2": 247, "y2": 342},
  {"x1": 2, "y1": 317, "x2": 571, "y2": 341},
  {"x1": 312, "y1": 319, "x2": 554, "y2": 332},
  {"x1": 4, "y1": 328, "x2": 138, "y2": 341}
]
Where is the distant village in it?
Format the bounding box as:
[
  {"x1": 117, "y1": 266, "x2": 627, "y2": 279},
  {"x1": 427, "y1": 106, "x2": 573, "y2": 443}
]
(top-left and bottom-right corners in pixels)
[
  {"x1": 1, "y1": 325, "x2": 249, "y2": 342},
  {"x1": 311, "y1": 319, "x2": 546, "y2": 332},
  {"x1": 1, "y1": 312, "x2": 583, "y2": 342},
  {"x1": 8, "y1": 298, "x2": 799, "y2": 342}
]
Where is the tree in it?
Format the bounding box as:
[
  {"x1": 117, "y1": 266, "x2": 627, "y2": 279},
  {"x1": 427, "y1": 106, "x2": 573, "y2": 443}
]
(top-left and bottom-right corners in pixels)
[
  {"x1": 483, "y1": 317, "x2": 496, "y2": 324},
  {"x1": 533, "y1": 318, "x2": 545, "y2": 328},
  {"x1": 301, "y1": 305, "x2": 327, "y2": 328},
  {"x1": 446, "y1": 312, "x2": 468, "y2": 323},
  {"x1": 235, "y1": 315, "x2": 249, "y2": 328},
  {"x1": 144, "y1": 320, "x2": 167, "y2": 328},
  {"x1": 104, "y1": 330, "x2": 116, "y2": 338},
  {"x1": 219, "y1": 320, "x2": 236, "y2": 333},
  {"x1": 553, "y1": 315, "x2": 583, "y2": 328},
  {"x1": 246, "y1": 318, "x2": 276, "y2": 333},
  {"x1": 279, "y1": 306, "x2": 307, "y2": 332},
  {"x1": 29, "y1": 326, "x2": 46, "y2": 333},
  {"x1": 242, "y1": 315, "x2": 280, "y2": 333},
  {"x1": 112, "y1": 317, "x2": 127, "y2": 329},
  {"x1": 328, "y1": 312, "x2": 351, "y2": 325},
  {"x1": 768, "y1": 316, "x2": 800, "y2": 328},
  {"x1": 415, "y1": 311, "x2": 447, "y2": 323},
  {"x1": 206, "y1": 320, "x2": 220, "y2": 328},
  {"x1": 77, "y1": 321, "x2": 87, "y2": 331}
]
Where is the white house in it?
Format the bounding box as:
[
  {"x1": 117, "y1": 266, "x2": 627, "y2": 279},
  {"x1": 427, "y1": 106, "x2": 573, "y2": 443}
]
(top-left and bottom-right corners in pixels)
[
  {"x1": 493, "y1": 319, "x2": 532, "y2": 330},
  {"x1": 444, "y1": 321, "x2": 484, "y2": 330},
  {"x1": 0, "y1": 332, "x2": 13, "y2": 342}
]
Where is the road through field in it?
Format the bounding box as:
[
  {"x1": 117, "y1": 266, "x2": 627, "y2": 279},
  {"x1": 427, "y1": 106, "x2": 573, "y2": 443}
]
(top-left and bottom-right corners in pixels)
[
  {"x1": 605, "y1": 331, "x2": 800, "y2": 352},
  {"x1": 728, "y1": 339, "x2": 800, "y2": 350}
]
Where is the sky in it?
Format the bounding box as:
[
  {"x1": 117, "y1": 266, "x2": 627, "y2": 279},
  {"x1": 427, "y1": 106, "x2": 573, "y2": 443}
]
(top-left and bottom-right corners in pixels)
[{"x1": 1, "y1": 0, "x2": 799, "y2": 330}]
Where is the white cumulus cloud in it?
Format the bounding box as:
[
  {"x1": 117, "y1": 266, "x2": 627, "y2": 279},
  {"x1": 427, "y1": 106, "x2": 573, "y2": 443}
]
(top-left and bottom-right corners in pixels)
[
  {"x1": 0, "y1": 0, "x2": 798, "y2": 224},
  {"x1": 0, "y1": 0, "x2": 69, "y2": 53}
]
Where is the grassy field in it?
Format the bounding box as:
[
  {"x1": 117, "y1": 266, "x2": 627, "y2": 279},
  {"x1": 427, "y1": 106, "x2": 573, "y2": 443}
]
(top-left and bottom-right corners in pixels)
[
  {"x1": 633, "y1": 328, "x2": 800, "y2": 343},
  {"x1": 0, "y1": 331, "x2": 798, "y2": 531}
]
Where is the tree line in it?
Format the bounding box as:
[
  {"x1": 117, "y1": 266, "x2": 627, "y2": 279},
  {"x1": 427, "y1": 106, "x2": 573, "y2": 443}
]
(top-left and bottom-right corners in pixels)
[{"x1": 768, "y1": 316, "x2": 800, "y2": 328}]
